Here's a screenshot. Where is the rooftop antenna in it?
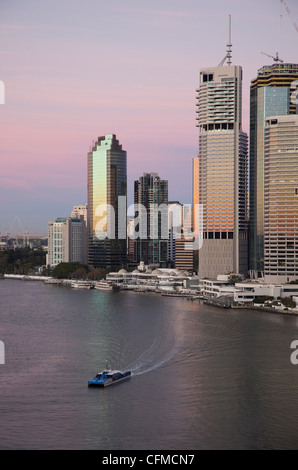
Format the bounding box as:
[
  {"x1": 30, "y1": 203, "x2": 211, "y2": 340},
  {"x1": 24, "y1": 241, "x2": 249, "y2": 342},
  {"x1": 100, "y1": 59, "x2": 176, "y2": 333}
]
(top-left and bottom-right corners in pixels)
[
  {"x1": 227, "y1": 14, "x2": 232, "y2": 65},
  {"x1": 218, "y1": 14, "x2": 232, "y2": 66}
]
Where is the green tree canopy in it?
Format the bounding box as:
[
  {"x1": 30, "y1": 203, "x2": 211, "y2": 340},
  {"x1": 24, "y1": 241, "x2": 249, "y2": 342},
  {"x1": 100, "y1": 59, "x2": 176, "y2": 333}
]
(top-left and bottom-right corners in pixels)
[{"x1": 51, "y1": 262, "x2": 87, "y2": 279}]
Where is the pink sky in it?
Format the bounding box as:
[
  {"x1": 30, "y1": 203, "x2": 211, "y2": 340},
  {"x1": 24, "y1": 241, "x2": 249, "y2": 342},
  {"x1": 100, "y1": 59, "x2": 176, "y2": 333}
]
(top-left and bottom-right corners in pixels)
[{"x1": 0, "y1": 0, "x2": 297, "y2": 234}]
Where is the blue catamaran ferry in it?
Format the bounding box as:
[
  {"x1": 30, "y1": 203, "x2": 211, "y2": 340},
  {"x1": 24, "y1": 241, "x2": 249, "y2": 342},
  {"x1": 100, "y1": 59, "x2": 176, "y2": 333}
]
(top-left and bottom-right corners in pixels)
[{"x1": 88, "y1": 364, "x2": 131, "y2": 387}]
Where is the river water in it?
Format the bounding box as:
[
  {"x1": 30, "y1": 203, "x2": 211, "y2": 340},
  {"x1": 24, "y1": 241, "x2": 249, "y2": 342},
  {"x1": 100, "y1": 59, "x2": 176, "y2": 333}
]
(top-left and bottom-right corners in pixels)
[{"x1": 1, "y1": 279, "x2": 298, "y2": 450}]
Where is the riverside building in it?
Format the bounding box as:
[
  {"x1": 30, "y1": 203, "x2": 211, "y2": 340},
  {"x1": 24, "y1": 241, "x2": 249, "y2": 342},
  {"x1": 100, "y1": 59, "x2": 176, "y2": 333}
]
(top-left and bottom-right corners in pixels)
[
  {"x1": 87, "y1": 134, "x2": 127, "y2": 268},
  {"x1": 134, "y1": 172, "x2": 168, "y2": 267},
  {"x1": 249, "y1": 62, "x2": 298, "y2": 278},
  {"x1": 168, "y1": 201, "x2": 194, "y2": 271},
  {"x1": 263, "y1": 115, "x2": 298, "y2": 283},
  {"x1": 47, "y1": 217, "x2": 87, "y2": 267},
  {"x1": 193, "y1": 31, "x2": 248, "y2": 279}
]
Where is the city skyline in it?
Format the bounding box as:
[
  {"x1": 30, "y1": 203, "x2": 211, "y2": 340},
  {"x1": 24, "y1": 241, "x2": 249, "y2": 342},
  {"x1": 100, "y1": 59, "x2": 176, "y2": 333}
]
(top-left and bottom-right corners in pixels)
[{"x1": 0, "y1": 0, "x2": 298, "y2": 235}]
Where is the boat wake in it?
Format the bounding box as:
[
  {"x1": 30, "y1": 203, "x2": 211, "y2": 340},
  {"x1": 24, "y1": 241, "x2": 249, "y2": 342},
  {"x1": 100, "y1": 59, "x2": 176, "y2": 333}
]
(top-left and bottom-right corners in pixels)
[{"x1": 125, "y1": 332, "x2": 183, "y2": 377}]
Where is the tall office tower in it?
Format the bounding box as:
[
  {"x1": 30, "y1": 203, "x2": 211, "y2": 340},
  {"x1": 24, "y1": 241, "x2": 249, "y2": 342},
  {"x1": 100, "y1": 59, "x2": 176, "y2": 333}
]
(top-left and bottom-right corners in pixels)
[
  {"x1": 127, "y1": 217, "x2": 135, "y2": 263},
  {"x1": 193, "y1": 63, "x2": 248, "y2": 279},
  {"x1": 249, "y1": 62, "x2": 298, "y2": 278},
  {"x1": 47, "y1": 217, "x2": 87, "y2": 267},
  {"x1": 263, "y1": 115, "x2": 298, "y2": 283},
  {"x1": 168, "y1": 201, "x2": 194, "y2": 271},
  {"x1": 87, "y1": 134, "x2": 127, "y2": 268},
  {"x1": 168, "y1": 201, "x2": 182, "y2": 267},
  {"x1": 71, "y1": 204, "x2": 88, "y2": 224},
  {"x1": 134, "y1": 172, "x2": 168, "y2": 267}
]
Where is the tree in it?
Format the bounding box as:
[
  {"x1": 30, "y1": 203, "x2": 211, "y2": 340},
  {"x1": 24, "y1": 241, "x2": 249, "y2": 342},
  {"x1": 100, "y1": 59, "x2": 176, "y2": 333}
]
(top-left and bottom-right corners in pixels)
[
  {"x1": 228, "y1": 274, "x2": 243, "y2": 285},
  {"x1": 51, "y1": 262, "x2": 87, "y2": 279},
  {"x1": 71, "y1": 266, "x2": 88, "y2": 279},
  {"x1": 0, "y1": 248, "x2": 46, "y2": 275}
]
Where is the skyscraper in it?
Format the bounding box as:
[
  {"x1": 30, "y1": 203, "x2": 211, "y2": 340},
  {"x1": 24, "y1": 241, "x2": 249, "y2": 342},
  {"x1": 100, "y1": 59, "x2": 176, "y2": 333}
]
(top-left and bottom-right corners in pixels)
[
  {"x1": 263, "y1": 115, "x2": 298, "y2": 283},
  {"x1": 249, "y1": 62, "x2": 298, "y2": 278},
  {"x1": 87, "y1": 134, "x2": 127, "y2": 268},
  {"x1": 134, "y1": 172, "x2": 168, "y2": 267},
  {"x1": 71, "y1": 204, "x2": 88, "y2": 224},
  {"x1": 193, "y1": 63, "x2": 248, "y2": 279},
  {"x1": 168, "y1": 201, "x2": 194, "y2": 271},
  {"x1": 47, "y1": 217, "x2": 87, "y2": 267}
]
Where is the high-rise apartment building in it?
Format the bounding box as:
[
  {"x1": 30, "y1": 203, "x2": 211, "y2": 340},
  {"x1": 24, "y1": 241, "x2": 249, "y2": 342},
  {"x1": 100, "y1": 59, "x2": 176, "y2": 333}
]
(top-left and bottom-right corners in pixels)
[
  {"x1": 47, "y1": 217, "x2": 87, "y2": 267},
  {"x1": 249, "y1": 62, "x2": 298, "y2": 277},
  {"x1": 263, "y1": 115, "x2": 298, "y2": 283},
  {"x1": 193, "y1": 64, "x2": 248, "y2": 279},
  {"x1": 87, "y1": 134, "x2": 127, "y2": 268},
  {"x1": 71, "y1": 204, "x2": 88, "y2": 224},
  {"x1": 134, "y1": 172, "x2": 168, "y2": 267}
]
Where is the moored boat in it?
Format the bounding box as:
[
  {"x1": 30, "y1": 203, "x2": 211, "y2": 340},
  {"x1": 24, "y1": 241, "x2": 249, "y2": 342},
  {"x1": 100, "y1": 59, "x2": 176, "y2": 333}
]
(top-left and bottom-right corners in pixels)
[
  {"x1": 94, "y1": 280, "x2": 120, "y2": 291},
  {"x1": 71, "y1": 280, "x2": 94, "y2": 289}
]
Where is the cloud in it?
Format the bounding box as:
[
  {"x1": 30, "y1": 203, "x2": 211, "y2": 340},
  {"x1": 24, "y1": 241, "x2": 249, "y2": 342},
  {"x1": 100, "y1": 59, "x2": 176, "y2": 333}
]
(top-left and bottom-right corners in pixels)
[
  {"x1": 110, "y1": 7, "x2": 195, "y2": 18},
  {"x1": 0, "y1": 24, "x2": 30, "y2": 30},
  {"x1": 0, "y1": 176, "x2": 32, "y2": 191}
]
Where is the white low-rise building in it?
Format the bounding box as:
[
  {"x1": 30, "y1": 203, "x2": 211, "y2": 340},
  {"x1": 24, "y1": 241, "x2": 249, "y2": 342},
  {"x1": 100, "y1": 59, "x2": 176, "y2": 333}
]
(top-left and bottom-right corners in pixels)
[
  {"x1": 235, "y1": 282, "x2": 298, "y2": 299},
  {"x1": 199, "y1": 276, "x2": 298, "y2": 305},
  {"x1": 106, "y1": 267, "x2": 193, "y2": 292}
]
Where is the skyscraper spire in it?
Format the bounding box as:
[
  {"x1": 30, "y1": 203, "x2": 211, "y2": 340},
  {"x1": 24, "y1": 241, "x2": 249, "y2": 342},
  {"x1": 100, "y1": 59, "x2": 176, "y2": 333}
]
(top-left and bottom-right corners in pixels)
[
  {"x1": 218, "y1": 14, "x2": 232, "y2": 66},
  {"x1": 227, "y1": 14, "x2": 232, "y2": 66}
]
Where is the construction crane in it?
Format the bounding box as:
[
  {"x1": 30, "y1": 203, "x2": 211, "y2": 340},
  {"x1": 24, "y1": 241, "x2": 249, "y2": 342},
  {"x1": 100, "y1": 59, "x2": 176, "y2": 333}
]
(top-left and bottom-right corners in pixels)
[
  {"x1": 261, "y1": 51, "x2": 283, "y2": 63},
  {"x1": 280, "y1": 0, "x2": 298, "y2": 32}
]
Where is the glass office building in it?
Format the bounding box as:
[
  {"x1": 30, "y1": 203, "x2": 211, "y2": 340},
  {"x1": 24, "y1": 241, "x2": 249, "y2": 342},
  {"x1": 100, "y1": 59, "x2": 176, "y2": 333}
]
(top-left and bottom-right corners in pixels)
[
  {"x1": 249, "y1": 63, "x2": 298, "y2": 277},
  {"x1": 134, "y1": 173, "x2": 168, "y2": 267},
  {"x1": 87, "y1": 134, "x2": 127, "y2": 268}
]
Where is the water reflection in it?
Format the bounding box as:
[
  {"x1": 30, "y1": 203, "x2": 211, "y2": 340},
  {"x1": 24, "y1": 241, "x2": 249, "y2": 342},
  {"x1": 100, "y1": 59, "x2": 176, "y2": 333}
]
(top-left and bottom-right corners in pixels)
[{"x1": 1, "y1": 281, "x2": 298, "y2": 449}]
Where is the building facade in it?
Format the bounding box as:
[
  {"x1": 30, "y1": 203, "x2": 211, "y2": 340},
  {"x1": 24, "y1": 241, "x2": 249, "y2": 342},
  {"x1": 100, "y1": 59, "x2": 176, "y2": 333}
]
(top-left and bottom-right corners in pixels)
[
  {"x1": 193, "y1": 64, "x2": 248, "y2": 279},
  {"x1": 47, "y1": 217, "x2": 87, "y2": 267},
  {"x1": 134, "y1": 172, "x2": 168, "y2": 267},
  {"x1": 263, "y1": 115, "x2": 298, "y2": 283},
  {"x1": 168, "y1": 201, "x2": 194, "y2": 271},
  {"x1": 87, "y1": 134, "x2": 127, "y2": 268},
  {"x1": 127, "y1": 217, "x2": 135, "y2": 263},
  {"x1": 249, "y1": 63, "x2": 298, "y2": 277},
  {"x1": 71, "y1": 204, "x2": 88, "y2": 224}
]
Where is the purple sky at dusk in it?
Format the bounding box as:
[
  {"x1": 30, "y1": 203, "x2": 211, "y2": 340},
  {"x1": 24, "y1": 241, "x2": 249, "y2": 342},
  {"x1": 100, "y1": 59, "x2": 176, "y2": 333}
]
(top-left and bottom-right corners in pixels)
[{"x1": 0, "y1": 0, "x2": 297, "y2": 235}]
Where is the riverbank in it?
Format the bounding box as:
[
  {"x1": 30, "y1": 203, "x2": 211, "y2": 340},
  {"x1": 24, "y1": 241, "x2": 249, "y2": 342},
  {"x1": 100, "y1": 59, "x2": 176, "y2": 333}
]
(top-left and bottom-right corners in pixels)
[
  {"x1": 3, "y1": 274, "x2": 298, "y2": 317},
  {"x1": 3, "y1": 274, "x2": 50, "y2": 281}
]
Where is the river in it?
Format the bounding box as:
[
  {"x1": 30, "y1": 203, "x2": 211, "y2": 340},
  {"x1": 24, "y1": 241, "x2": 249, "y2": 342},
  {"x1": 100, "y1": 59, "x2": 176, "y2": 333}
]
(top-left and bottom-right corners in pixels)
[{"x1": 0, "y1": 279, "x2": 298, "y2": 449}]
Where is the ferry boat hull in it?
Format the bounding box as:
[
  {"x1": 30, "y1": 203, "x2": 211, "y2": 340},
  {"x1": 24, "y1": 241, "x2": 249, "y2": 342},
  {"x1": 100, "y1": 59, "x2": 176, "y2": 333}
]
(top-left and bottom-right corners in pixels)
[
  {"x1": 88, "y1": 370, "x2": 131, "y2": 387},
  {"x1": 94, "y1": 280, "x2": 120, "y2": 291},
  {"x1": 71, "y1": 280, "x2": 94, "y2": 289}
]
